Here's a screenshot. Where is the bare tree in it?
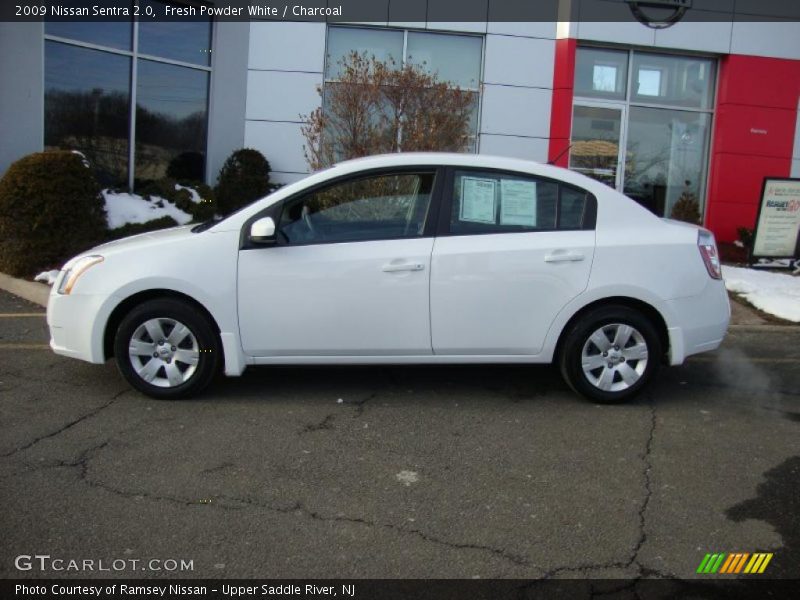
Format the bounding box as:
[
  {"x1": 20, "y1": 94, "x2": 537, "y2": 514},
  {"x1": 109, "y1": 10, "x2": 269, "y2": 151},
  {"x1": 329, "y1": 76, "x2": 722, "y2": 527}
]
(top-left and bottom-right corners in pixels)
[{"x1": 301, "y1": 52, "x2": 477, "y2": 171}]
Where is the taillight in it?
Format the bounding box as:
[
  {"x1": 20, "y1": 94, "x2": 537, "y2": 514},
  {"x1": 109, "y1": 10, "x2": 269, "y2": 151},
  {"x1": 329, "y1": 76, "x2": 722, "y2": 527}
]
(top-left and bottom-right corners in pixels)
[{"x1": 698, "y1": 230, "x2": 722, "y2": 280}]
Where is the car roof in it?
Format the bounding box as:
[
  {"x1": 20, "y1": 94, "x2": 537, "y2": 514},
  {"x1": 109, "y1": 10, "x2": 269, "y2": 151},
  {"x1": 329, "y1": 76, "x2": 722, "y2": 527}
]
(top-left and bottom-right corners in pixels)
[{"x1": 326, "y1": 152, "x2": 605, "y2": 193}]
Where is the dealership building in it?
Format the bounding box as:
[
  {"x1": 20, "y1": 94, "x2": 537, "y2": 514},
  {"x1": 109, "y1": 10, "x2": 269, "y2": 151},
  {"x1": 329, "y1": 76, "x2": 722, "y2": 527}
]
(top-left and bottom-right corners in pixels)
[{"x1": 1, "y1": 0, "x2": 799, "y2": 242}]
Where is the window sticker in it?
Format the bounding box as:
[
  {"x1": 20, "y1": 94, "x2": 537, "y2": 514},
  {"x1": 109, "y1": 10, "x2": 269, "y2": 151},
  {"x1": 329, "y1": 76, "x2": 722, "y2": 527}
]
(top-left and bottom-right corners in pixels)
[
  {"x1": 500, "y1": 179, "x2": 537, "y2": 227},
  {"x1": 460, "y1": 177, "x2": 497, "y2": 224}
]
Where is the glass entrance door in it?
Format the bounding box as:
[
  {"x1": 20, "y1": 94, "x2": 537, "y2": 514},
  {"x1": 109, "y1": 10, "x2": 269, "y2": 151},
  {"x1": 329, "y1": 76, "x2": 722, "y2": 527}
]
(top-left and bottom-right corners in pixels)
[
  {"x1": 569, "y1": 104, "x2": 625, "y2": 190},
  {"x1": 623, "y1": 107, "x2": 711, "y2": 219}
]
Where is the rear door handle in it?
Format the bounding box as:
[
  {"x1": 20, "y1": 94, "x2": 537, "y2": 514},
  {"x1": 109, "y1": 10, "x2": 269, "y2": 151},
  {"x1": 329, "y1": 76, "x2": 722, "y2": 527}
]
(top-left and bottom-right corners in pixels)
[
  {"x1": 382, "y1": 262, "x2": 425, "y2": 272},
  {"x1": 544, "y1": 251, "x2": 585, "y2": 263}
]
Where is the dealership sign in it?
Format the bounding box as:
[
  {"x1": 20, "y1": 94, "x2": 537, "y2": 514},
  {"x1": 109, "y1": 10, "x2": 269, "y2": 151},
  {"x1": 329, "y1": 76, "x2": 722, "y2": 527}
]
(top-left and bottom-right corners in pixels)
[
  {"x1": 752, "y1": 178, "x2": 800, "y2": 260},
  {"x1": 626, "y1": 0, "x2": 692, "y2": 28}
]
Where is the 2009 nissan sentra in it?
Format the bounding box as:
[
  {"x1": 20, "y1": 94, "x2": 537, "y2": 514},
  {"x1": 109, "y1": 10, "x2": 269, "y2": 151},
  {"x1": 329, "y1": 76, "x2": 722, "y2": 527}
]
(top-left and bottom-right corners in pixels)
[{"x1": 47, "y1": 153, "x2": 730, "y2": 403}]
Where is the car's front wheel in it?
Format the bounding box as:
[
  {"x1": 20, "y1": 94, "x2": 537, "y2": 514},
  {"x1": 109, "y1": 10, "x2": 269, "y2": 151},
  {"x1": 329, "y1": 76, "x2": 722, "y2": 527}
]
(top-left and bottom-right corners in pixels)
[
  {"x1": 559, "y1": 305, "x2": 661, "y2": 403},
  {"x1": 114, "y1": 298, "x2": 220, "y2": 399}
]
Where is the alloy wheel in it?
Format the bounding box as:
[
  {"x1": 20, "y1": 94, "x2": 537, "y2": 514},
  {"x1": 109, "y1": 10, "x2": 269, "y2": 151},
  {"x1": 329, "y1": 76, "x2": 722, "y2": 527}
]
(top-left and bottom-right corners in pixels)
[
  {"x1": 580, "y1": 323, "x2": 649, "y2": 392},
  {"x1": 128, "y1": 317, "x2": 200, "y2": 388}
]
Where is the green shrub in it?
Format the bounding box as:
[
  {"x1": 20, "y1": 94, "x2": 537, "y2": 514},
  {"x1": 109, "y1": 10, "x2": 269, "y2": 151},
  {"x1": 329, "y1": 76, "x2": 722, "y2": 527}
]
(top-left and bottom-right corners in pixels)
[
  {"x1": 737, "y1": 227, "x2": 754, "y2": 250},
  {"x1": 136, "y1": 178, "x2": 217, "y2": 222},
  {"x1": 0, "y1": 151, "x2": 106, "y2": 276},
  {"x1": 166, "y1": 152, "x2": 205, "y2": 182},
  {"x1": 106, "y1": 216, "x2": 180, "y2": 241},
  {"x1": 670, "y1": 189, "x2": 701, "y2": 225},
  {"x1": 214, "y1": 148, "x2": 272, "y2": 216}
]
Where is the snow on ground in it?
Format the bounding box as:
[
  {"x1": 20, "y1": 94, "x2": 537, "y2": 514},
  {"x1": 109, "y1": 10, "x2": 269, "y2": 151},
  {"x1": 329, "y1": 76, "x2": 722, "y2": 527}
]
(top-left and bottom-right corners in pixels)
[
  {"x1": 103, "y1": 189, "x2": 192, "y2": 229},
  {"x1": 175, "y1": 183, "x2": 202, "y2": 204},
  {"x1": 722, "y1": 265, "x2": 800, "y2": 323},
  {"x1": 34, "y1": 270, "x2": 60, "y2": 286}
]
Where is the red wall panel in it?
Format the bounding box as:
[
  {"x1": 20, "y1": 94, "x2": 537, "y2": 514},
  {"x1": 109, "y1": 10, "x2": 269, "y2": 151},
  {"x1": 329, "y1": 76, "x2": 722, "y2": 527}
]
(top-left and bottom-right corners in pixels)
[
  {"x1": 705, "y1": 201, "x2": 760, "y2": 244},
  {"x1": 714, "y1": 104, "x2": 797, "y2": 159},
  {"x1": 708, "y1": 153, "x2": 792, "y2": 206},
  {"x1": 716, "y1": 55, "x2": 800, "y2": 111},
  {"x1": 548, "y1": 38, "x2": 577, "y2": 167},
  {"x1": 705, "y1": 54, "x2": 800, "y2": 242}
]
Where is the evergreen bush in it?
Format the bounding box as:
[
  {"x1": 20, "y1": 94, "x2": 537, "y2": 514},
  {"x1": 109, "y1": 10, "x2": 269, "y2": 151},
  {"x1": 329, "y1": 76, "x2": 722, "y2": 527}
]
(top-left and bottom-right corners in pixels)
[{"x1": 0, "y1": 151, "x2": 106, "y2": 276}]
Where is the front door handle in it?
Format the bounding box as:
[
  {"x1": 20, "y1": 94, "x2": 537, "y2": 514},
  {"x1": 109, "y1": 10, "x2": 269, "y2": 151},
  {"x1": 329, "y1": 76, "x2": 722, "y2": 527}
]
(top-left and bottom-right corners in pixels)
[
  {"x1": 382, "y1": 262, "x2": 425, "y2": 272},
  {"x1": 544, "y1": 251, "x2": 585, "y2": 263}
]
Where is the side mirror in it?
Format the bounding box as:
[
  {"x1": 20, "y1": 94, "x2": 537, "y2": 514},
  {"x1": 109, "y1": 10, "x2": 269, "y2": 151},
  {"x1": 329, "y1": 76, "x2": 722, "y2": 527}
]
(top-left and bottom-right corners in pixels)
[{"x1": 249, "y1": 216, "x2": 276, "y2": 244}]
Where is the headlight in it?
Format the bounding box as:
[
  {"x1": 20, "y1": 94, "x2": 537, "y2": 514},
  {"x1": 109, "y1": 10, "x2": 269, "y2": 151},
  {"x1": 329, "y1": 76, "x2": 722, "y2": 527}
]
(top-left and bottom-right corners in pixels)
[{"x1": 57, "y1": 255, "x2": 104, "y2": 295}]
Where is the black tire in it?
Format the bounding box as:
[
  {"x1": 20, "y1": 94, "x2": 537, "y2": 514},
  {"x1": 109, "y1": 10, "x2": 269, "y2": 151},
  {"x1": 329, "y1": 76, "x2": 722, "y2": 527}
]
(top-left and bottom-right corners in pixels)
[
  {"x1": 113, "y1": 298, "x2": 221, "y2": 399},
  {"x1": 558, "y1": 305, "x2": 661, "y2": 404}
]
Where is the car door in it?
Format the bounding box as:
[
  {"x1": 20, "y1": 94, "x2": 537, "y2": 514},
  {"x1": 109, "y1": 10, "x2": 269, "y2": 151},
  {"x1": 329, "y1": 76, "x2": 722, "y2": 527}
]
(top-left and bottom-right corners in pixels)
[
  {"x1": 237, "y1": 168, "x2": 441, "y2": 357},
  {"x1": 430, "y1": 168, "x2": 596, "y2": 356}
]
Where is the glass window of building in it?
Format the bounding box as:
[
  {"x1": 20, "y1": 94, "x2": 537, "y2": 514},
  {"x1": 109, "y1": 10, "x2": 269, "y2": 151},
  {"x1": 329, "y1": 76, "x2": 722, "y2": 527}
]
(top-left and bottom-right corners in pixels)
[
  {"x1": 574, "y1": 47, "x2": 628, "y2": 100},
  {"x1": 325, "y1": 26, "x2": 483, "y2": 153},
  {"x1": 570, "y1": 48, "x2": 716, "y2": 220},
  {"x1": 44, "y1": 42, "x2": 132, "y2": 186},
  {"x1": 44, "y1": 2, "x2": 212, "y2": 189}
]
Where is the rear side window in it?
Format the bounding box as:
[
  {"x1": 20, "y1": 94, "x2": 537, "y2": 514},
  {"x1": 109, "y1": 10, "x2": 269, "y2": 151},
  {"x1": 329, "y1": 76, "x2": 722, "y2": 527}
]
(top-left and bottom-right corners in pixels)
[
  {"x1": 559, "y1": 185, "x2": 593, "y2": 229},
  {"x1": 448, "y1": 170, "x2": 595, "y2": 234}
]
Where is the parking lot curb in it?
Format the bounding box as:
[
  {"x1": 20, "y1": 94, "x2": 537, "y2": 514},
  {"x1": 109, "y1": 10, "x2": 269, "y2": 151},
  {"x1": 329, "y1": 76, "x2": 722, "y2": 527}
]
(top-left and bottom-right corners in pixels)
[{"x1": 0, "y1": 271, "x2": 49, "y2": 307}]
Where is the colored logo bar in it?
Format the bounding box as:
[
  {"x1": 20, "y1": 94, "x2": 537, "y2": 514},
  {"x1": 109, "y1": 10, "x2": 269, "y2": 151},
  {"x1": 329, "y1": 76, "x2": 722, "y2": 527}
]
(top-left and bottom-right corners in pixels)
[{"x1": 697, "y1": 552, "x2": 773, "y2": 574}]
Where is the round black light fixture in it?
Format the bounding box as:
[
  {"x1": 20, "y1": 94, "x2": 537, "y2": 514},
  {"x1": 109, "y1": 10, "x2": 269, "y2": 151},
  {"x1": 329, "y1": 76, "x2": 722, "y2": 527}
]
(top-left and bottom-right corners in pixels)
[{"x1": 625, "y1": 0, "x2": 693, "y2": 29}]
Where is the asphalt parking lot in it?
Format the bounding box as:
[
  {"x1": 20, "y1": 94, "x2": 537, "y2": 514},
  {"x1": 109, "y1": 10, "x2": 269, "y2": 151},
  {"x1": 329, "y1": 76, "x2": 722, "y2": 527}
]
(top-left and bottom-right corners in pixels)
[{"x1": 0, "y1": 289, "x2": 798, "y2": 580}]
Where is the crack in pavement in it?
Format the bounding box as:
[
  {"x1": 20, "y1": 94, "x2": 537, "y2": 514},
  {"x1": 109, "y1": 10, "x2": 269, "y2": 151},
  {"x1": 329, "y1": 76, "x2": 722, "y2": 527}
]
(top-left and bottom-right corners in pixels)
[
  {"x1": 348, "y1": 391, "x2": 376, "y2": 417},
  {"x1": 539, "y1": 400, "x2": 658, "y2": 580},
  {"x1": 16, "y1": 435, "x2": 534, "y2": 570},
  {"x1": 629, "y1": 400, "x2": 656, "y2": 569},
  {"x1": 204, "y1": 494, "x2": 534, "y2": 568},
  {"x1": 1, "y1": 389, "x2": 129, "y2": 458},
  {"x1": 299, "y1": 413, "x2": 336, "y2": 434}
]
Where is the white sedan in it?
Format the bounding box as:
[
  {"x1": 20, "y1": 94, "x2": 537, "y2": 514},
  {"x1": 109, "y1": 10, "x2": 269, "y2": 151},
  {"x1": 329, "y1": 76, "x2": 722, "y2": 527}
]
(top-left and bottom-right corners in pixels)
[{"x1": 47, "y1": 153, "x2": 730, "y2": 403}]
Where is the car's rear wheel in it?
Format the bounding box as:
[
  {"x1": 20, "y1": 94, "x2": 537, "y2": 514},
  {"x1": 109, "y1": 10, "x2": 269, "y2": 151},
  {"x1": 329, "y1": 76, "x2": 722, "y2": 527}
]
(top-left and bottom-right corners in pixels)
[
  {"x1": 114, "y1": 298, "x2": 220, "y2": 399},
  {"x1": 559, "y1": 305, "x2": 661, "y2": 404}
]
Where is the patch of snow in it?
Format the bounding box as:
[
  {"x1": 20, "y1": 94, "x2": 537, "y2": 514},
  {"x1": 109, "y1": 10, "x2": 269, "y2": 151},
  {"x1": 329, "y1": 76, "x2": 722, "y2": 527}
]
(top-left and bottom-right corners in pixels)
[
  {"x1": 175, "y1": 183, "x2": 202, "y2": 204},
  {"x1": 722, "y1": 265, "x2": 800, "y2": 322},
  {"x1": 34, "y1": 270, "x2": 60, "y2": 286},
  {"x1": 103, "y1": 189, "x2": 192, "y2": 229},
  {"x1": 754, "y1": 258, "x2": 793, "y2": 268}
]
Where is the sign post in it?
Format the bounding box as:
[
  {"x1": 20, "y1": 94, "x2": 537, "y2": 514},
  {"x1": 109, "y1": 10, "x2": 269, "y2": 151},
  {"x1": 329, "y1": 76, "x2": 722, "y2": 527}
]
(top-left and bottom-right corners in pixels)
[{"x1": 751, "y1": 177, "x2": 800, "y2": 269}]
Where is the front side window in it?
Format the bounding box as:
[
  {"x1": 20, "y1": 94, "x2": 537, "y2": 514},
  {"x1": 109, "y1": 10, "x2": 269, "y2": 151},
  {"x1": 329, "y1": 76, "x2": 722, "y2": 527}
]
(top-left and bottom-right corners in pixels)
[{"x1": 279, "y1": 172, "x2": 435, "y2": 245}]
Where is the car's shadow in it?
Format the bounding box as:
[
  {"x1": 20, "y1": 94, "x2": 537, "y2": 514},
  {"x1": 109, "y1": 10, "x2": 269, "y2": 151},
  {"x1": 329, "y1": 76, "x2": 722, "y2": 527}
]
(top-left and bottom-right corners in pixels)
[{"x1": 203, "y1": 362, "x2": 578, "y2": 406}]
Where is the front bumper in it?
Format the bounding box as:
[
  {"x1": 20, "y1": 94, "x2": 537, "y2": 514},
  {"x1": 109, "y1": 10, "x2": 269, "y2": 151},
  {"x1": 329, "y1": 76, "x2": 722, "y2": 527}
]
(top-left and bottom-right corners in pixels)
[{"x1": 47, "y1": 288, "x2": 112, "y2": 364}]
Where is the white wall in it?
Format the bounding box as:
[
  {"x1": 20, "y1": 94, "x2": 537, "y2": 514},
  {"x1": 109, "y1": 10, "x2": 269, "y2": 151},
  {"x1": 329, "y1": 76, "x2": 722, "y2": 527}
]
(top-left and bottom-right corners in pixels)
[
  {"x1": 479, "y1": 30, "x2": 556, "y2": 162},
  {"x1": 245, "y1": 21, "x2": 327, "y2": 184},
  {"x1": 244, "y1": 18, "x2": 559, "y2": 179}
]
